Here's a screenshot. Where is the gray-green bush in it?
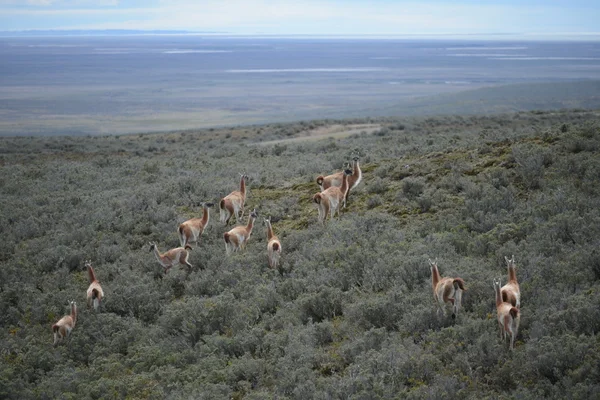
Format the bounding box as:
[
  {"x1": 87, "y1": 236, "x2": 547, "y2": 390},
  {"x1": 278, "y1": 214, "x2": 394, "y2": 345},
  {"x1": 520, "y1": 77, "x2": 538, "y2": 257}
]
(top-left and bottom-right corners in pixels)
[{"x1": 1, "y1": 110, "x2": 599, "y2": 399}]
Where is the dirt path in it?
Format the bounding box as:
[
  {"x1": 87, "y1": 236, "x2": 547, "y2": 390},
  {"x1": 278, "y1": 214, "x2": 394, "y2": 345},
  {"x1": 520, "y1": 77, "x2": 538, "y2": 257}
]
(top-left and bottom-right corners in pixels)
[{"x1": 254, "y1": 124, "x2": 381, "y2": 146}]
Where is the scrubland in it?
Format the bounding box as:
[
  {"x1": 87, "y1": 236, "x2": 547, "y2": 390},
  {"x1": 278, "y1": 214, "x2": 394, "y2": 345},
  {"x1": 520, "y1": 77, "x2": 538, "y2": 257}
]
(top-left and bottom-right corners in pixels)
[{"x1": 1, "y1": 109, "x2": 599, "y2": 399}]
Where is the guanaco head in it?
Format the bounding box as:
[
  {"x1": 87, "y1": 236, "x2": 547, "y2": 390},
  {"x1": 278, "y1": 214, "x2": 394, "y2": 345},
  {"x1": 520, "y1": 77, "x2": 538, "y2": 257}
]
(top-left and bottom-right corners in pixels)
[
  {"x1": 263, "y1": 216, "x2": 271, "y2": 226},
  {"x1": 249, "y1": 209, "x2": 258, "y2": 219},
  {"x1": 351, "y1": 151, "x2": 360, "y2": 162},
  {"x1": 343, "y1": 169, "x2": 353, "y2": 176},
  {"x1": 492, "y1": 278, "x2": 502, "y2": 290},
  {"x1": 428, "y1": 258, "x2": 438, "y2": 270},
  {"x1": 505, "y1": 255, "x2": 516, "y2": 267},
  {"x1": 203, "y1": 202, "x2": 215, "y2": 208},
  {"x1": 84, "y1": 260, "x2": 92, "y2": 269},
  {"x1": 148, "y1": 242, "x2": 157, "y2": 252}
]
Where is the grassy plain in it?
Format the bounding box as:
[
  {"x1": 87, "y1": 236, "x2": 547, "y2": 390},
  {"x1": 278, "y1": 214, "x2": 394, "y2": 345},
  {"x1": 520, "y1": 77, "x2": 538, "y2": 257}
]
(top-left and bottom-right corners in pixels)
[{"x1": 1, "y1": 109, "x2": 599, "y2": 399}]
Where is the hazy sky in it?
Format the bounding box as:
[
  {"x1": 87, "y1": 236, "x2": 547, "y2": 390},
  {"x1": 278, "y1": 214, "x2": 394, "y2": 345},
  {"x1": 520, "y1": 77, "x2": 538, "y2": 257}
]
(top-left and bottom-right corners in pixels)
[{"x1": 0, "y1": 0, "x2": 598, "y2": 38}]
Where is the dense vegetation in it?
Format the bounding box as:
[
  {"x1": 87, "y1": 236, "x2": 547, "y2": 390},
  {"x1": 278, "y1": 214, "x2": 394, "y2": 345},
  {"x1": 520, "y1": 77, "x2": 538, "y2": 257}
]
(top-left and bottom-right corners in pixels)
[{"x1": 1, "y1": 109, "x2": 599, "y2": 399}]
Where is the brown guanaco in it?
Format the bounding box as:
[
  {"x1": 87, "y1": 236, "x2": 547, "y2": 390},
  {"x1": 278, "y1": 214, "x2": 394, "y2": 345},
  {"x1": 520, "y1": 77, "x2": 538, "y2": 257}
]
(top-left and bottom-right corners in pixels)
[
  {"x1": 149, "y1": 242, "x2": 193, "y2": 273},
  {"x1": 224, "y1": 209, "x2": 258, "y2": 255},
  {"x1": 52, "y1": 301, "x2": 77, "y2": 346},
  {"x1": 178, "y1": 202, "x2": 214, "y2": 249},
  {"x1": 429, "y1": 259, "x2": 466, "y2": 319},
  {"x1": 219, "y1": 174, "x2": 248, "y2": 225},
  {"x1": 264, "y1": 217, "x2": 282, "y2": 269},
  {"x1": 501, "y1": 255, "x2": 520, "y2": 308},
  {"x1": 313, "y1": 169, "x2": 352, "y2": 222},
  {"x1": 84, "y1": 260, "x2": 104, "y2": 312},
  {"x1": 494, "y1": 278, "x2": 520, "y2": 350}
]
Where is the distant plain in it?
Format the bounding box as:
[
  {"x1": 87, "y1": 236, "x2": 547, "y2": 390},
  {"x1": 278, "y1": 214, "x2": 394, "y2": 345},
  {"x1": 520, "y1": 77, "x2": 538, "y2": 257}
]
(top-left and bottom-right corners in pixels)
[{"x1": 1, "y1": 35, "x2": 600, "y2": 136}]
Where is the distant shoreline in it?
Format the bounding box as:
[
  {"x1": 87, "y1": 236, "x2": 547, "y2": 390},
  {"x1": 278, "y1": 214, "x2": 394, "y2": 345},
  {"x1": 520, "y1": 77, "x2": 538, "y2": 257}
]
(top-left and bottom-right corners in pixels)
[{"x1": 1, "y1": 30, "x2": 600, "y2": 41}]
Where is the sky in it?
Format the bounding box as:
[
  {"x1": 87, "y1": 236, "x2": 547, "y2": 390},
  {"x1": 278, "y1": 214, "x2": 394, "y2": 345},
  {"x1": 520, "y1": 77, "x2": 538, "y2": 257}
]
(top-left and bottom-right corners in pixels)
[{"x1": 0, "y1": 0, "x2": 599, "y2": 38}]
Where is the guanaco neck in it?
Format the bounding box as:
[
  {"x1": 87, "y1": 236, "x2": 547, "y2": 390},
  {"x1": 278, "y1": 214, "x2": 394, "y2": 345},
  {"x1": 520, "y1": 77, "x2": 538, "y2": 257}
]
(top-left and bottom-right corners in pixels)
[
  {"x1": 201, "y1": 204, "x2": 210, "y2": 226},
  {"x1": 152, "y1": 246, "x2": 164, "y2": 262},
  {"x1": 71, "y1": 303, "x2": 77, "y2": 324},
  {"x1": 240, "y1": 176, "x2": 246, "y2": 197},
  {"x1": 508, "y1": 264, "x2": 517, "y2": 283},
  {"x1": 87, "y1": 265, "x2": 97, "y2": 283},
  {"x1": 266, "y1": 221, "x2": 274, "y2": 240},
  {"x1": 340, "y1": 173, "x2": 349, "y2": 197},
  {"x1": 352, "y1": 159, "x2": 362, "y2": 188},
  {"x1": 494, "y1": 284, "x2": 503, "y2": 307},
  {"x1": 246, "y1": 216, "x2": 255, "y2": 233},
  {"x1": 431, "y1": 265, "x2": 441, "y2": 290}
]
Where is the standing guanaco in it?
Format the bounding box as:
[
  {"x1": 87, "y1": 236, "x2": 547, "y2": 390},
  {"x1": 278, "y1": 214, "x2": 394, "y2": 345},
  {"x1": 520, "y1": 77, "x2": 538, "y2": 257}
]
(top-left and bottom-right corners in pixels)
[
  {"x1": 316, "y1": 154, "x2": 362, "y2": 206},
  {"x1": 52, "y1": 301, "x2": 77, "y2": 346},
  {"x1": 501, "y1": 255, "x2": 520, "y2": 308},
  {"x1": 316, "y1": 162, "x2": 349, "y2": 192},
  {"x1": 85, "y1": 260, "x2": 104, "y2": 312},
  {"x1": 264, "y1": 217, "x2": 282, "y2": 269},
  {"x1": 345, "y1": 155, "x2": 363, "y2": 205},
  {"x1": 179, "y1": 202, "x2": 214, "y2": 249},
  {"x1": 224, "y1": 209, "x2": 258, "y2": 255},
  {"x1": 429, "y1": 259, "x2": 466, "y2": 319},
  {"x1": 313, "y1": 169, "x2": 352, "y2": 222},
  {"x1": 149, "y1": 242, "x2": 193, "y2": 273},
  {"x1": 220, "y1": 174, "x2": 248, "y2": 225},
  {"x1": 494, "y1": 278, "x2": 520, "y2": 350}
]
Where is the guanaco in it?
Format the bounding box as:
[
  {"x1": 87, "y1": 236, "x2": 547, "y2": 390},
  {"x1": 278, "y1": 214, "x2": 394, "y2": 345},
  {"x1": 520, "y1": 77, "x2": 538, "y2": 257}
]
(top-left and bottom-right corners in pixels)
[
  {"x1": 224, "y1": 209, "x2": 258, "y2": 255},
  {"x1": 316, "y1": 162, "x2": 349, "y2": 191},
  {"x1": 345, "y1": 155, "x2": 363, "y2": 204},
  {"x1": 429, "y1": 259, "x2": 466, "y2": 319},
  {"x1": 501, "y1": 255, "x2": 520, "y2": 308},
  {"x1": 52, "y1": 301, "x2": 77, "y2": 346},
  {"x1": 313, "y1": 169, "x2": 352, "y2": 222},
  {"x1": 494, "y1": 278, "x2": 520, "y2": 350},
  {"x1": 85, "y1": 260, "x2": 104, "y2": 312},
  {"x1": 316, "y1": 154, "x2": 362, "y2": 205},
  {"x1": 149, "y1": 242, "x2": 193, "y2": 273},
  {"x1": 179, "y1": 202, "x2": 214, "y2": 249},
  {"x1": 220, "y1": 174, "x2": 248, "y2": 225},
  {"x1": 313, "y1": 192, "x2": 331, "y2": 224},
  {"x1": 264, "y1": 217, "x2": 282, "y2": 269}
]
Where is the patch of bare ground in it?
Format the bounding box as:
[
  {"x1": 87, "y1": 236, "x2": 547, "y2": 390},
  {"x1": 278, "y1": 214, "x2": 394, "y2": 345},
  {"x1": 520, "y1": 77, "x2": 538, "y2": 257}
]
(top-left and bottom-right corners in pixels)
[{"x1": 254, "y1": 123, "x2": 382, "y2": 146}]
